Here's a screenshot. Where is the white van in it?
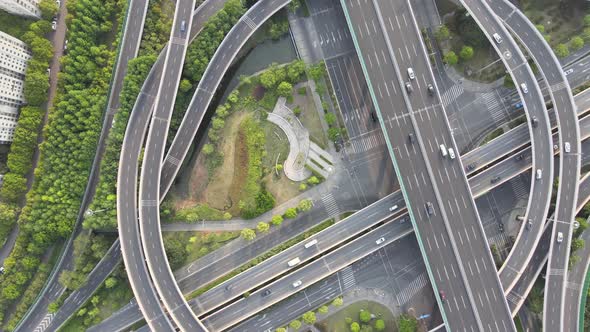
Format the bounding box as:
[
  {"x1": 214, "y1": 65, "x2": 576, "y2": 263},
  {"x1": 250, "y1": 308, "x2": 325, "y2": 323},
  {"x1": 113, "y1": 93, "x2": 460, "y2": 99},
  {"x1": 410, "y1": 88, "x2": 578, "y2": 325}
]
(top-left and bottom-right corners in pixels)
[
  {"x1": 448, "y1": 148, "x2": 456, "y2": 160},
  {"x1": 288, "y1": 257, "x2": 301, "y2": 267},
  {"x1": 493, "y1": 33, "x2": 503, "y2": 44},
  {"x1": 439, "y1": 144, "x2": 448, "y2": 157},
  {"x1": 304, "y1": 239, "x2": 317, "y2": 249}
]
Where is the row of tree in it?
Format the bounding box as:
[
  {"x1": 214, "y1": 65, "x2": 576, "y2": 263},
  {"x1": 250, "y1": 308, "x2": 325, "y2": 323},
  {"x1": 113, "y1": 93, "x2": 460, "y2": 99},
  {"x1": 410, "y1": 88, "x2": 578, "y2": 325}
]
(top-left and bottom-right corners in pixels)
[{"x1": 0, "y1": 0, "x2": 121, "y2": 326}]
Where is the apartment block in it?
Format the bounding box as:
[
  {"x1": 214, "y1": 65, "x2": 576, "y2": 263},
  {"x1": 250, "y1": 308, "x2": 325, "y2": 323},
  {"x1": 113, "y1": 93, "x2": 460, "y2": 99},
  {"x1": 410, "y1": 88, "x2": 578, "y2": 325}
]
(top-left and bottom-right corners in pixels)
[{"x1": 0, "y1": 0, "x2": 41, "y2": 18}]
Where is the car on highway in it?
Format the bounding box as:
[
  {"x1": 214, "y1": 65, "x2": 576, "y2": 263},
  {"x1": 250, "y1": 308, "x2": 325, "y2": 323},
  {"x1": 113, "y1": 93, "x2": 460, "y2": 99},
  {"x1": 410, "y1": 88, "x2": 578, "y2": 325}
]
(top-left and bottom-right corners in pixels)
[
  {"x1": 407, "y1": 68, "x2": 415, "y2": 80},
  {"x1": 287, "y1": 257, "x2": 301, "y2": 267},
  {"x1": 564, "y1": 68, "x2": 574, "y2": 76},
  {"x1": 532, "y1": 116, "x2": 538, "y2": 128},
  {"x1": 536, "y1": 169, "x2": 542, "y2": 180},
  {"x1": 427, "y1": 84, "x2": 434, "y2": 95},
  {"x1": 448, "y1": 148, "x2": 456, "y2": 160},
  {"x1": 466, "y1": 163, "x2": 476, "y2": 171},
  {"x1": 515, "y1": 153, "x2": 524, "y2": 161},
  {"x1": 520, "y1": 83, "x2": 528, "y2": 94},
  {"x1": 376, "y1": 237, "x2": 385, "y2": 245},
  {"x1": 389, "y1": 205, "x2": 398, "y2": 212},
  {"x1": 425, "y1": 202, "x2": 434, "y2": 216},
  {"x1": 439, "y1": 290, "x2": 446, "y2": 303},
  {"x1": 565, "y1": 142, "x2": 571, "y2": 153},
  {"x1": 439, "y1": 144, "x2": 447, "y2": 157},
  {"x1": 51, "y1": 20, "x2": 57, "y2": 30},
  {"x1": 526, "y1": 219, "x2": 533, "y2": 230},
  {"x1": 491, "y1": 176, "x2": 501, "y2": 184},
  {"x1": 180, "y1": 20, "x2": 186, "y2": 32},
  {"x1": 493, "y1": 33, "x2": 503, "y2": 43},
  {"x1": 514, "y1": 102, "x2": 523, "y2": 109},
  {"x1": 408, "y1": 133, "x2": 415, "y2": 144},
  {"x1": 262, "y1": 289, "x2": 272, "y2": 297},
  {"x1": 370, "y1": 112, "x2": 377, "y2": 122},
  {"x1": 304, "y1": 239, "x2": 317, "y2": 248},
  {"x1": 292, "y1": 280, "x2": 302, "y2": 288},
  {"x1": 557, "y1": 232, "x2": 564, "y2": 243},
  {"x1": 405, "y1": 81, "x2": 413, "y2": 93},
  {"x1": 225, "y1": 284, "x2": 234, "y2": 291}
]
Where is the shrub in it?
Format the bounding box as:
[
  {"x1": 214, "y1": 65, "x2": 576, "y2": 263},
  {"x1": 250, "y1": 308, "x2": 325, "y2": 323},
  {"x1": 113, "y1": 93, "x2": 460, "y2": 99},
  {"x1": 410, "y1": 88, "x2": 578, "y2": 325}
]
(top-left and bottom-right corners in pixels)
[
  {"x1": 554, "y1": 44, "x2": 570, "y2": 58},
  {"x1": 360, "y1": 310, "x2": 371, "y2": 323},
  {"x1": 277, "y1": 81, "x2": 293, "y2": 97},
  {"x1": 434, "y1": 25, "x2": 449, "y2": 41},
  {"x1": 318, "y1": 305, "x2": 329, "y2": 314},
  {"x1": 298, "y1": 199, "x2": 312, "y2": 212},
  {"x1": 375, "y1": 319, "x2": 385, "y2": 331},
  {"x1": 256, "y1": 221, "x2": 270, "y2": 233},
  {"x1": 351, "y1": 322, "x2": 361, "y2": 332},
  {"x1": 298, "y1": 87, "x2": 307, "y2": 95},
  {"x1": 333, "y1": 297, "x2": 343, "y2": 306},
  {"x1": 443, "y1": 51, "x2": 458, "y2": 65},
  {"x1": 240, "y1": 228, "x2": 256, "y2": 241},
  {"x1": 299, "y1": 183, "x2": 307, "y2": 191},
  {"x1": 271, "y1": 214, "x2": 284, "y2": 226},
  {"x1": 570, "y1": 36, "x2": 584, "y2": 51},
  {"x1": 302, "y1": 311, "x2": 316, "y2": 324},
  {"x1": 459, "y1": 45, "x2": 474, "y2": 61},
  {"x1": 290, "y1": 319, "x2": 302, "y2": 330},
  {"x1": 325, "y1": 112, "x2": 336, "y2": 126},
  {"x1": 284, "y1": 208, "x2": 298, "y2": 219}
]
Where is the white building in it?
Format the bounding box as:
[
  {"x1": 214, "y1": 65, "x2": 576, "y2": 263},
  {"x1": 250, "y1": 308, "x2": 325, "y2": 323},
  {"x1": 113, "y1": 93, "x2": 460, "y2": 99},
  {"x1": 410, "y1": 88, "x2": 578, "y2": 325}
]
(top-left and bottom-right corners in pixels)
[
  {"x1": 0, "y1": 31, "x2": 33, "y2": 142},
  {"x1": 0, "y1": 0, "x2": 41, "y2": 18},
  {"x1": 0, "y1": 104, "x2": 18, "y2": 143}
]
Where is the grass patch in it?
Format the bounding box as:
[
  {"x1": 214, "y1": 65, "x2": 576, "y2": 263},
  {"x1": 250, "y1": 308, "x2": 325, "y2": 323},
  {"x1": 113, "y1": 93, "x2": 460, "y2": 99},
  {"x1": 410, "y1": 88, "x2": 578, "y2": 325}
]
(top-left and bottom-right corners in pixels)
[
  {"x1": 316, "y1": 300, "x2": 396, "y2": 332},
  {"x1": 521, "y1": 0, "x2": 586, "y2": 47},
  {"x1": 480, "y1": 127, "x2": 505, "y2": 146},
  {"x1": 0, "y1": 10, "x2": 34, "y2": 39},
  {"x1": 186, "y1": 218, "x2": 335, "y2": 300},
  {"x1": 163, "y1": 231, "x2": 239, "y2": 269},
  {"x1": 291, "y1": 85, "x2": 328, "y2": 149},
  {"x1": 514, "y1": 316, "x2": 524, "y2": 332}
]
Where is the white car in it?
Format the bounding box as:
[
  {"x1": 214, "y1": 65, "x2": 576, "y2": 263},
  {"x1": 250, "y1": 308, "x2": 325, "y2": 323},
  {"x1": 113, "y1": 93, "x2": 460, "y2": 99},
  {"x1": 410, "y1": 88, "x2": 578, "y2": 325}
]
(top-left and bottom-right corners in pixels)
[
  {"x1": 292, "y1": 280, "x2": 302, "y2": 288},
  {"x1": 51, "y1": 20, "x2": 57, "y2": 30},
  {"x1": 536, "y1": 169, "x2": 542, "y2": 180},
  {"x1": 493, "y1": 33, "x2": 503, "y2": 43},
  {"x1": 439, "y1": 144, "x2": 448, "y2": 157},
  {"x1": 407, "y1": 68, "x2": 415, "y2": 80},
  {"x1": 557, "y1": 232, "x2": 563, "y2": 243},
  {"x1": 389, "y1": 205, "x2": 398, "y2": 212},
  {"x1": 448, "y1": 148, "x2": 456, "y2": 160},
  {"x1": 564, "y1": 142, "x2": 571, "y2": 153},
  {"x1": 564, "y1": 68, "x2": 574, "y2": 76},
  {"x1": 376, "y1": 237, "x2": 385, "y2": 245},
  {"x1": 520, "y1": 83, "x2": 528, "y2": 94}
]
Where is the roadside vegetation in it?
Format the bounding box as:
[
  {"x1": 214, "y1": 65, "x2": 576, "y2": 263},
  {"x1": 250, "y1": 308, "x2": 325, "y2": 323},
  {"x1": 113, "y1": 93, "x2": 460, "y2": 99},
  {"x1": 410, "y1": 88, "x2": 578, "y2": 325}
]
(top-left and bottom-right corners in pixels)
[
  {"x1": 0, "y1": 0, "x2": 124, "y2": 327},
  {"x1": 314, "y1": 300, "x2": 396, "y2": 332},
  {"x1": 435, "y1": 7, "x2": 503, "y2": 83}
]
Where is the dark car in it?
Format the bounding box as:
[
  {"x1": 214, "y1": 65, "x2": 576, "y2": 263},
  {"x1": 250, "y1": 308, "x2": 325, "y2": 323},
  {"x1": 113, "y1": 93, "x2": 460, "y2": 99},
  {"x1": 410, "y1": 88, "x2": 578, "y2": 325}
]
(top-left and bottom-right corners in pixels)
[
  {"x1": 515, "y1": 153, "x2": 524, "y2": 161},
  {"x1": 262, "y1": 289, "x2": 272, "y2": 297},
  {"x1": 225, "y1": 284, "x2": 233, "y2": 291},
  {"x1": 526, "y1": 219, "x2": 533, "y2": 230},
  {"x1": 405, "y1": 82, "x2": 413, "y2": 93},
  {"x1": 439, "y1": 290, "x2": 446, "y2": 303},
  {"x1": 498, "y1": 222, "x2": 504, "y2": 232},
  {"x1": 370, "y1": 112, "x2": 377, "y2": 122},
  {"x1": 531, "y1": 116, "x2": 538, "y2": 128},
  {"x1": 408, "y1": 133, "x2": 415, "y2": 144},
  {"x1": 491, "y1": 176, "x2": 501, "y2": 184},
  {"x1": 466, "y1": 163, "x2": 476, "y2": 172}
]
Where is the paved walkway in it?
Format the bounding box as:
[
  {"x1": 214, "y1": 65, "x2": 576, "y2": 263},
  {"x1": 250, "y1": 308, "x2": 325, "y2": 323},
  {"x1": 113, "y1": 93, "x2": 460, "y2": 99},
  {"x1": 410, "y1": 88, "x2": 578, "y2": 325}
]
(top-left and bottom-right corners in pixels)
[
  {"x1": 269, "y1": 97, "x2": 311, "y2": 181},
  {"x1": 444, "y1": 65, "x2": 504, "y2": 92}
]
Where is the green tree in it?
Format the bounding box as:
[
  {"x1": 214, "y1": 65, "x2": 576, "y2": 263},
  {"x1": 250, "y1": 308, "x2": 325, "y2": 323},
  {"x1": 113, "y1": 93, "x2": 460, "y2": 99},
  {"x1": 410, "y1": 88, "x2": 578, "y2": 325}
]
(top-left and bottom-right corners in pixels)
[
  {"x1": 302, "y1": 311, "x2": 316, "y2": 324},
  {"x1": 240, "y1": 228, "x2": 256, "y2": 241},
  {"x1": 271, "y1": 214, "x2": 284, "y2": 226},
  {"x1": 351, "y1": 322, "x2": 361, "y2": 332},
  {"x1": 179, "y1": 79, "x2": 192, "y2": 93},
  {"x1": 443, "y1": 51, "x2": 458, "y2": 65},
  {"x1": 307, "y1": 176, "x2": 320, "y2": 185},
  {"x1": 360, "y1": 310, "x2": 371, "y2": 323},
  {"x1": 299, "y1": 183, "x2": 307, "y2": 191},
  {"x1": 585, "y1": 14, "x2": 590, "y2": 27},
  {"x1": 570, "y1": 36, "x2": 584, "y2": 51},
  {"x1": 308, "y1": 62, "x2": 325, "y2": 81},
  {"x1": 290, "y1": 319, "x2": 302, "y2": 330},
  {"x1": 457, "y1": 9, "x2": 487, "y2": 47},
  {"x1": 276, "y1": 328, "x2": 287, "y2": 332},
  {"x1": 434, "y1": 25, "x2": 450, "y2": 41},
  {"x1": 459, "y1": 45, "x2": 474, "y2": 61},
  {"x1": 571, "y1": 238, "x2": 585, "y2": 252},
  {"x1": 328, "y1": 127, "x2": 341, "y2": 141},
  {"x1": 277, "y1": 81, "x2": 293, "y2": 97},
  {"x1": 325, "y1": 112, "x2": 336, "y2": 126},
  {"x1": 298, "y1": 199, "x2": 312, "y2": 212},
  {"x1": 0, "y1": 203, "x2": 18, "y2": 242},
  {"x1": 24, "y1": 71, "x2": 50, "y2": 106},
  {"x1": 375, "y1": 319, "x2": 385, "y2": 331},
  {"x1": 535, "y1": 24, "x2": 545, "y2": 33},
  {"x1": 554, "y1": 44, "x2": 570, "y2": 58},
  {"x1": 39, "y1": 0, "x2": 58, "y2": 20},
  {"x1": 284, "y1": 207, "x2": 298, "y2": 219},
  {"x1": 256, "y1": 221, "x2": 270, "y2": 233},
  {"x1": 318, "y1": 305, "x2": 329, "y2": 314},
  {"x1": 202, "y1": 143, "x2": 214, "y2": 155},
  {"x1": 582, "y1": 27, "x2": 590, "y2": 43},
  {"x1": 398, "y1": 314, "x2": 418, "y2": 332},
  {"x1": 104, "y1": 277, "x2": 117, "y2": 289},
  {"x1": 333, "y1": 297, "x2": 343, "y2": 306},
  {"x1": 260, "y1": 69, "x2": 278, "y2": 88}
]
